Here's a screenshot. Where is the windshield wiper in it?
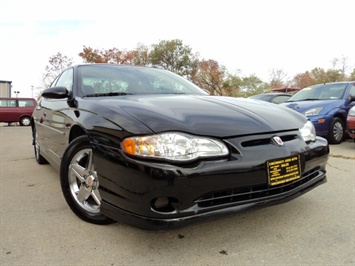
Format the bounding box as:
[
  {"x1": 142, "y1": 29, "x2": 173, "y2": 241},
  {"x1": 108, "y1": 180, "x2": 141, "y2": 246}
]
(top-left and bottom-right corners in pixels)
[
  {"x1": 299, "y1": 98, "x2": 319, "y2": 101},
  {"x1": 160, "y1": 92, "x2": 186, "y2": 95},
  {"x1": 85, "y1": 92, "x2": 133, "y2": 97},
  {"x1": 288, "y1": 98, "x2": 319, "y2": 102}
]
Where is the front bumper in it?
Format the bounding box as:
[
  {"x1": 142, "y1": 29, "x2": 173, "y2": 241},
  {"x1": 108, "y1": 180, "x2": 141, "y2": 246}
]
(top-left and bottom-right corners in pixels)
[{"x1": 93, "y1": 131, "x2": 329, "y2": 230}]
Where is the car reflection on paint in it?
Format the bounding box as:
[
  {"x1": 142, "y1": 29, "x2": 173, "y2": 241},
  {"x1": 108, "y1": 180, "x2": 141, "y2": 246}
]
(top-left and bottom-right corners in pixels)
[{"x1": 31, "y1": 64, "x2": 329, "y2": 230}]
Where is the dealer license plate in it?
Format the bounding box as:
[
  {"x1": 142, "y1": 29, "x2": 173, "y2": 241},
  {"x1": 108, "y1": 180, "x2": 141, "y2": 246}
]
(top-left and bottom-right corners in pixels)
[{"x1": 267, "y1": 155, "x2": 301, "y2": 186}]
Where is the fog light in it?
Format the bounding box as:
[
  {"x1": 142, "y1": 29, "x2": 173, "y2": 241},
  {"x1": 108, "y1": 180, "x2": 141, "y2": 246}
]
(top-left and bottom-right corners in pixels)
[{"x1": 151, "y1": 197, "x2": 178, "y2": 213}]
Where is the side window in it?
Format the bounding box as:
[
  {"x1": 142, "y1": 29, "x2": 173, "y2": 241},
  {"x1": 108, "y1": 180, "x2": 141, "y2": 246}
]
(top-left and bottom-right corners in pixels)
[
  {"x1": 0, "y1": 99, "x2": 16, "y2": 107},
  {"x1": 0, "y1": 100, "x2": 7, "y2": 107},
  {"x1": 55, "y1": 68, "x2": 73, "y2": 92},
  {"x1": 50, "y1": 75, "x2": 60, "y2": 88},
  {"x1": 272, "y1": 96, "x2": 290, "y2": 104},
  {"x1": 349, "y1": 84, "x2": 355, "y2": 97},
  {"x1": 18, "y1": 100, "x2": 35, "y2": 107}
]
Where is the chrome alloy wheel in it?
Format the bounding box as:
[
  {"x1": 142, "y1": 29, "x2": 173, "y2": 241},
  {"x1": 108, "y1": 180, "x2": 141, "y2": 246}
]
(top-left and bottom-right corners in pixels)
[
  {"x1": 68, "y1": 148, "x2": 101, "y2": 214},
  {"x1": 332, "y1": 120, "x2": 344, "y2": 142},
  {"x1": 20, "y1": 117, "x2": 31, "y2": 126}
]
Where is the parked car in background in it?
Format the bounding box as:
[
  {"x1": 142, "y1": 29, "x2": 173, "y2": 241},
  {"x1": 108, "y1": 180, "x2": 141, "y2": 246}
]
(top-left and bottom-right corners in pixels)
[
  {"x1": 31, "y1": 64, "x2": 329, "y2": 230},
  {"x1": 0, "y1": 97, "x2": 37, "y2": 126},
  {"x1": 281, "y1": 81, "x2": 355, "y2": 144},
  {"x1": 249, "y1": 93, "x2": 292, "y2": 104},
  {"x1": 347, "y1": 106, "x2": 355, "y2": 140}
]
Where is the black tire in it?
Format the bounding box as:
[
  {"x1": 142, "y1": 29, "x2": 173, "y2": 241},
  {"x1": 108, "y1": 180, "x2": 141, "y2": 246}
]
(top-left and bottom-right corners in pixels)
[
  {"x1": 33, "y1": 127, "x2": 48, "y2": 164},
  {"x1": 20, "y1": 116, "x2": 31, "y2": 126},
  {"x1": 60, "y1": 135, "x2": 115, "y2": 225},
  {"x1": 327, "y1": 117, "x2": 345, "y2": 144}
]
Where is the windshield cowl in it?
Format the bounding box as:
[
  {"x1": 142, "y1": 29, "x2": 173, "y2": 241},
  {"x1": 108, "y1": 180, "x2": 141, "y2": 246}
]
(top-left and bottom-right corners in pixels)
[
  {"x1": 287, "y1": 98, "x2": 319, "y2": 102},
  {"x1": 85, "y1": 92, "x2": 133, "y2": 97}
]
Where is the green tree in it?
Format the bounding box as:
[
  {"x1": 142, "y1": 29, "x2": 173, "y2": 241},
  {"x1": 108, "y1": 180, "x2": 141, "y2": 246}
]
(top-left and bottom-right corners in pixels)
[
  {"x1": 132, "y1": 43, "x2": 151, "y2": 66},
  {"x1": 223, "y1": 74, "x2": 268, "y2": 97},
  {"x1": 309, "y1": 67, "x2": 344, "y2": 84},
  {"x1": 348, "y1": 68, "x2": 355, "y2": 81},
  {"x1": 310, "y1": 67, "x2": 329, "y2": 83},
  {"x1": 239, "y1": 75, "x2": 269, "y2": 97},
  {"x1": 149, "y1": 39, "x2": 194, "y2": 77},
  {"x1": 222, "y1": 74, "x2": 243, "y2": 97},
  {"x1": 325, "y1": 69, "x2": 343, "y2": 82}
]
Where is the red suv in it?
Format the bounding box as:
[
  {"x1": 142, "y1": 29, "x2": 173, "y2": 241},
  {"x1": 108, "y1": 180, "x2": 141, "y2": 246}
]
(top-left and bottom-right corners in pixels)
[{"x1": 0, "y1": 97, "x2": 37, "y2": 126}]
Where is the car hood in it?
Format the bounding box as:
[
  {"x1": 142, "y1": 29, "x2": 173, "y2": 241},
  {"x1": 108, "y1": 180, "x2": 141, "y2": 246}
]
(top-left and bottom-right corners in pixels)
[
  {"x1": 281, "y1": 99, "x2": 344, "y2": 114},
  {"x1": 83, "y1": 95, "x2": 307, "y2": 138}
]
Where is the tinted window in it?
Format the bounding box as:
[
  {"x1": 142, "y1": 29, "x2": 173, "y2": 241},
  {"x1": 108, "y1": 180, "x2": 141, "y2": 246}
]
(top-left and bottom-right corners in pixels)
[
  {"x1": 289, "y1": 83, "x2": 348, "y2": 101},
  {"x1": 272, "y1": 95, "x2": 291, "y2": 104},
  {"x1": 349, "y1": 84, "x2": 355, "y2": 97},
  {"x1": 78, "y1": 65, "x2": 207, "y2": 96},
  {"x1": 55, "y1": 68, "x2": 73, "y2": 92},
  {"x1": 0, "y1": 99, "x2": 16, "y2": 107},
  {"x1": 18, "y1": 99, "x2": 35, "y2": 107}
]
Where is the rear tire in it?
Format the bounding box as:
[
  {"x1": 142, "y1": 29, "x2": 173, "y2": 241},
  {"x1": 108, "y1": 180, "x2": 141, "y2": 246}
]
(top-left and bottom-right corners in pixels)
[
  {"x1": 20, "y1": 116, "x2": 31, "y2": 126},
  {"x1": 327, "y1": 117, "x2": 344, "y2": 144},
  {"x1": 60, "y1": 135, "x2": 115, "y2": 225}
]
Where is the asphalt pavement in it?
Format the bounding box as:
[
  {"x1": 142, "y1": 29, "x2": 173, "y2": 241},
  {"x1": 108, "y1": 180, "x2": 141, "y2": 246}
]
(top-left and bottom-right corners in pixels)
[{"x1": 0, "y1": 125, "x2": 354, "y2": 266}]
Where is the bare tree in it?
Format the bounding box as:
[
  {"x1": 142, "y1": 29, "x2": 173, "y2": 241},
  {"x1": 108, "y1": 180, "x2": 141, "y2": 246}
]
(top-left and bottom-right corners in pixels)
[
  {"x1": 331, "y1": 55, "x2": 349, "y2": 80},
  {"x1": 268, "y1": 68, "x2": 288, "y2": 88},
  {"x1": 42, "y1": 53, "x2": 73, "y2": 88}
]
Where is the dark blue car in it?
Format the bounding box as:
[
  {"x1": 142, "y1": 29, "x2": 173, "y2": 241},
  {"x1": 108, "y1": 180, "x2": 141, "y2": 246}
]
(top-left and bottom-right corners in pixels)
[{"x1": 281, "y1": 81, "x2": 355, "y2": 144}]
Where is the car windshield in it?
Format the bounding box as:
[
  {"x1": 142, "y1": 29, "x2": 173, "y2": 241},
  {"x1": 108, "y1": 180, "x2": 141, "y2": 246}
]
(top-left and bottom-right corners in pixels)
[
  {"x1": 78, "y1": 65, "x2": 208, "y2": 97},
  {"x1": 287, "y1": 83, "x2": 347, "y2": 102}
]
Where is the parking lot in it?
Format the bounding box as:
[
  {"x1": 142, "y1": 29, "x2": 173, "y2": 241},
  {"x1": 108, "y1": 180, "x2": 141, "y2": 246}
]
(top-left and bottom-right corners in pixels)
[{"x1": 0, "y1": 125, "x2": 354, "y2": 265}]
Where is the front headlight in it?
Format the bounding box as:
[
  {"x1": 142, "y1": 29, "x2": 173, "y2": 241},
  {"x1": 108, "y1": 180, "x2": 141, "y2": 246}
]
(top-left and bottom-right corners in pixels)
[
  {"x1": 300, "y1": 120, "x2": 316, "y2": 142},
  {"x1": 122, "y1": 132, "x2": 229, "y2": 161},
  {"x1": 303, "y1": 107, "x2": 323, "y2": 116}
]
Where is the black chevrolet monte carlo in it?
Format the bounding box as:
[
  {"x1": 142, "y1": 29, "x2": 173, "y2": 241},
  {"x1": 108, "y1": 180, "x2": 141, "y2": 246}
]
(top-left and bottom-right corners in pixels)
[{"x1": 31, "y1": 64, "x2": 329, "y2": 230}]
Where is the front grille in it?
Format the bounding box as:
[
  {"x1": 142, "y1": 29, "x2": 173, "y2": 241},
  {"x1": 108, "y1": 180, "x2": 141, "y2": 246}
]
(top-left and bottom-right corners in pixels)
[
  {"x1": 195, "y1": 167, "x2": 322, "y2": 208},
  {"x1": 241, "y1": 134, "x2": 298, "y2": 147}
]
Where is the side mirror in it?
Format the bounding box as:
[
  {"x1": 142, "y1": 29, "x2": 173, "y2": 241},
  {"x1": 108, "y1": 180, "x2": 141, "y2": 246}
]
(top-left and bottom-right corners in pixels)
[{"x1": 42, "y1": 86, "x2": 69, "y2": 99}]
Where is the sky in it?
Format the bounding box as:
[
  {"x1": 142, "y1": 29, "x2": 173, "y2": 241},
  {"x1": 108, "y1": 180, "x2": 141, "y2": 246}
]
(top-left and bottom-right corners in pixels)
[{"x1": 1, "y1": 0, "x2": 354, "y2": 98}]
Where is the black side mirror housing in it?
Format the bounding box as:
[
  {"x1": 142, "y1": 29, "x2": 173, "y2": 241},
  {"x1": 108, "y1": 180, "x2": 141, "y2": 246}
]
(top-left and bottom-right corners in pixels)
[{"x1": 42, "y1": 86, "x2": 69, "y2": 99}]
